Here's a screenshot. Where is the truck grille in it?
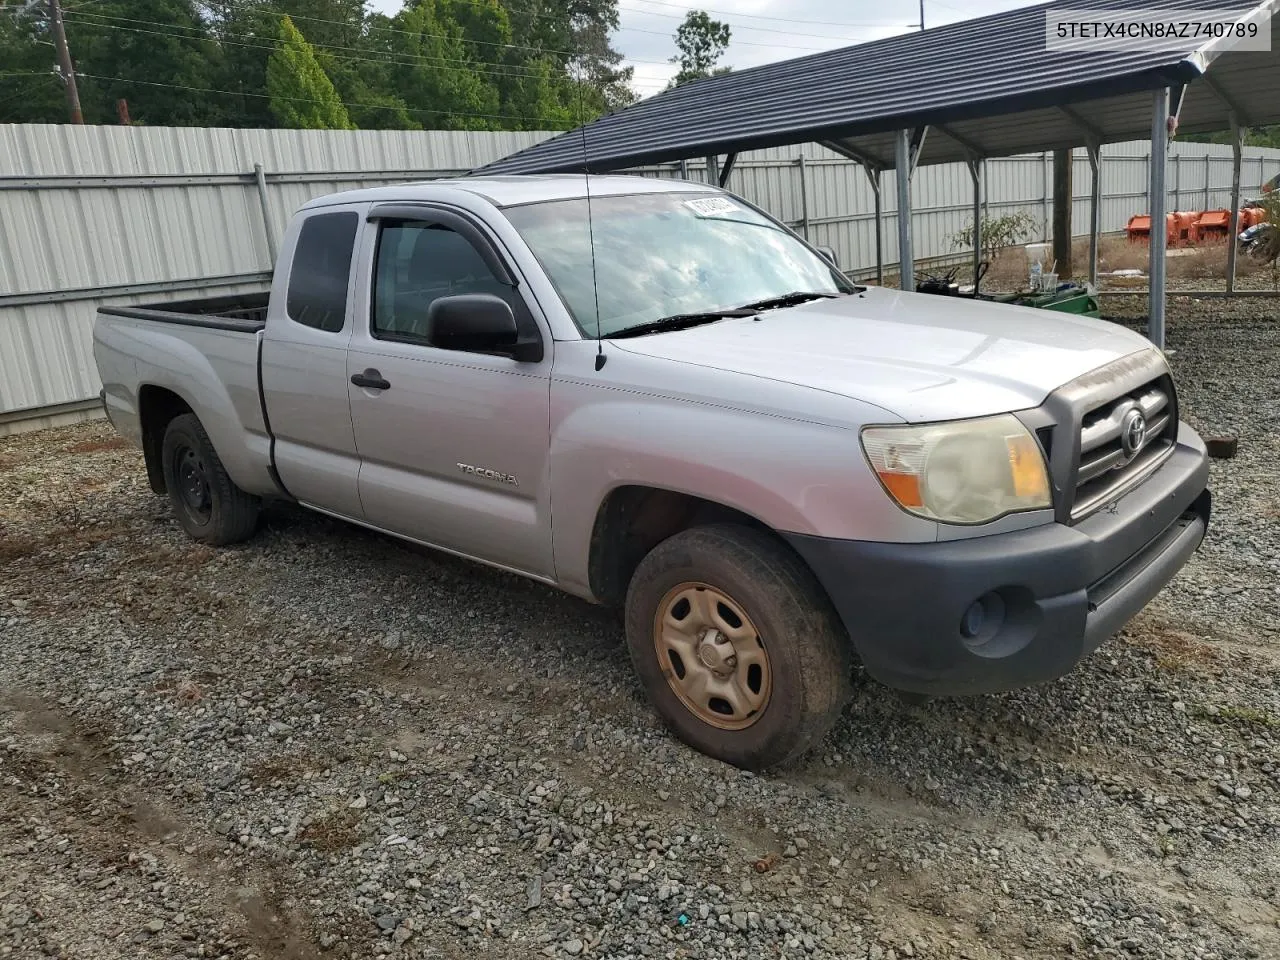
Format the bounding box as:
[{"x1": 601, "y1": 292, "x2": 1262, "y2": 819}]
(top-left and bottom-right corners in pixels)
[{"x1": 1071, "y1": 376, "x2": 1177, "y2": 520}]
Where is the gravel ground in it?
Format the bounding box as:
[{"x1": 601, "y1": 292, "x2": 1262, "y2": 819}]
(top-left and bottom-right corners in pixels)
[{"x1": 2, "y1": 300, "x2": 1278, "y2": 960}]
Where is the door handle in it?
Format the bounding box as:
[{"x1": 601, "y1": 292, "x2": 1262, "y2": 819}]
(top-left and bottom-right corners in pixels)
[{"x1": 351, "y1": 369, "x2": 391, "y2": 391}]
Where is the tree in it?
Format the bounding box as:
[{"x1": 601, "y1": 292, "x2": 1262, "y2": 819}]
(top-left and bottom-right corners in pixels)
[
  {"x1": 266, "y1": 14, "x2": 353, "y2": 129},
  {"x1": 504, "y1": 0, "x2": 634, "y2": 117},
  {"x1": 61, "y1": 0, "x2": 227, "y2": 125},
  {"x1": 1183, "y1": 125, "x2": 1280, "y2": 149},
  {"x1": 0, "y1": 0, "x2": 631, "y2": 128},
  {"x1": 669, "y1": 9, "x2": 729, "y2": 88},
  {"x1": 383, "y1": 0, "x2": 499, "y2": 130},
  {"x1": 0, "y1": 8, "x2": 66, "y2": 123}
]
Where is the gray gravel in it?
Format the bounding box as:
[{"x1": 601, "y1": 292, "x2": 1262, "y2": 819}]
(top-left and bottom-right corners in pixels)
[{"x1": 2, "y1": 299, "x2": 1279, "y2": 960}]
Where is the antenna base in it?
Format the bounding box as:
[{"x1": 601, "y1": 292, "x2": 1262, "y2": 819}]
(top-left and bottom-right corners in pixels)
[{"x1": 594, "y1": 352, "x2": 607, "y2": 371}]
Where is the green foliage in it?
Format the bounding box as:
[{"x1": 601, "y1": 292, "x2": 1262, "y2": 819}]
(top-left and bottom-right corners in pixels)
[
  {"x1": 0, "y1": 12, "x2": 66, "y2": 123},
  {"x1": 65, "y1": 0, "x2": 227, "y2": 125},
  {"x1": 266, "y1": 15, "x2": 353, "y2": 128},
  {"x1": 669, "y1": 10, "x2": 730, "y2": 87},
  {"x1": 949, "y1": 211, "x2": 1039, "y2": 262},
  {"x1": 0, "y1": 0, "x2": 631, "y2": 129},
  {"x1": 1183, "y1": 125, "x2": 1280, "y2": 149}
]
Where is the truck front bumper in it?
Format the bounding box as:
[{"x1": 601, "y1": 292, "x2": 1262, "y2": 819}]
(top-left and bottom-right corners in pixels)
[{"x1": 785, "y1": 423, "x2": 1210, "y2": 696}]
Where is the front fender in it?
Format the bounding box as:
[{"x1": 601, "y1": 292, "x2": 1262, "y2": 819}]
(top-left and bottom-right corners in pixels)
[{"x1": 549, "y1": 358, "x2": 937, "y2": 598}]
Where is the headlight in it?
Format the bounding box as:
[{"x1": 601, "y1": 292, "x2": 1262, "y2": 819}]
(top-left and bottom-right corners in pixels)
[{"x1": 861, "y1": 414, "x2": 1051, "y2": 524}]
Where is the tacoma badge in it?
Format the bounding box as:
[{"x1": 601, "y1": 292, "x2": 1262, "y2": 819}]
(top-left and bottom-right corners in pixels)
[{"x1": 456, "y1": 462, "x2": 519, "y2": 486}]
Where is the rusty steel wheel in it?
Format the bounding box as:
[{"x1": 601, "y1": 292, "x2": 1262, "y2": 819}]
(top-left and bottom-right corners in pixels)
[
  {"x1": 625, "y1": 525, "x2": 853, "y2": 770},
  {"x1": 653, "y1": 582, "x2": 772, "y2": 730}
]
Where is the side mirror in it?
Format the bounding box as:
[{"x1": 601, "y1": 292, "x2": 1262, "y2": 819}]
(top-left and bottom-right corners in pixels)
[
  {"x1": 816, "y1": 245, "x2": 839, "y2": 269},
  {"x1": 428, "y1": 293, "x2": 522, "y2": 355}
]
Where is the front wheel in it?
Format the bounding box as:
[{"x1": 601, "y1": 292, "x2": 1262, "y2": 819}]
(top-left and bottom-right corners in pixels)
[
  {"x1": 160, "y1": 413, "x2": 259, "y2": 545},
  {"x1": 624, "y1": 524, "x2": 853, "y2": 770}
]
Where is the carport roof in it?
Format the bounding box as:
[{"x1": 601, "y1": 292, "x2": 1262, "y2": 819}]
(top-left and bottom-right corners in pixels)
[{"x1": 473, "y1": 0, "x2": 1280, "y2": 174}]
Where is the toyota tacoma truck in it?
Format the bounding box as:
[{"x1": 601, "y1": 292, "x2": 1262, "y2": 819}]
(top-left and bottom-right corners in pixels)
[{"x1": 94, "y1": 175, "x2": 1211, "y2": 770}]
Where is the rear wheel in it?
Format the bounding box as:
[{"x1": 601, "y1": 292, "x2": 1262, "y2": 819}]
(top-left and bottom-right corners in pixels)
[
  {"x1": 160, "y1": 413, "x2": 259, "y2": 545},
  {"x1": 624, "y1": 524, "x2": 852, "y2": 770}
]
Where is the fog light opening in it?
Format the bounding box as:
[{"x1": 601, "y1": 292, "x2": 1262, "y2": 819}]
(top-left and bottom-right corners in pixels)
[{"x1": 959, "y1": 591, "x2": 1007, "y2": 650}]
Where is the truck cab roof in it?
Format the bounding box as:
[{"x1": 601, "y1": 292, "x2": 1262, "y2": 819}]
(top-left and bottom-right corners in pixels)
[{"x1": 298, "y1": 174, "x2": 715, "y2": 211}]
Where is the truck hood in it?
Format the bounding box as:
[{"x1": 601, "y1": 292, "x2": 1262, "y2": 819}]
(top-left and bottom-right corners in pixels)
[{"x1": 607, "y1": 286, "x2": 1154, "y2": 422}]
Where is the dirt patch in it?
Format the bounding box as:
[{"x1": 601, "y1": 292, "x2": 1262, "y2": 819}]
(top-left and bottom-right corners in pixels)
[
  {"x1": 64, "y1": 437, "x2": 131, "y2": 455},
  {"x1": 297, "y1": 810, "x2": 362, "y2": 853}
]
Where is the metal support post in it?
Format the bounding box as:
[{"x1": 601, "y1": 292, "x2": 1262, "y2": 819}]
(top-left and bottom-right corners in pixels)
[
  {"x1": 967, "y1": 158, "x2": 983, "y2": 284},
  {"x1": 895, "y1": 129, "x2": 914, "y2": 292},
  {"x1": 1148, "y1": 89, "x2": 1170, "y2": 349},
  {"x1": 798, "y1": 154, "x2": 810, "y2": 240},
  {"x1": 718, "y1": 152, "x2": 738, "y2": 188},
  {"x1": 1227, "y1": 119, "x2": 1243, "y2": 295},
  {"x1": 254, "y1": 163, "x2": 277, "y2": 262},
  {"x1": 1052, "y1": 148, "x2": 1073, "y2": 278},
  {"x1": 863, "y1": 164, "x2": 884, "y2": 286},
  {"x1": 1041, "y1": 152, "x2": 1050, "y2": 240},
  {"x1": 705, "y1": 155, "x2": 720, "y2": 186},
  {"x1": 1087, "y1": 143, "x2": 1101, "y2": 288}
]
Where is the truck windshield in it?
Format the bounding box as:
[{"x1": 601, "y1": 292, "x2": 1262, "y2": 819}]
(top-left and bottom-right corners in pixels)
[{"x1": 503, "y1": 192, "x2": 855, "y2": 338}]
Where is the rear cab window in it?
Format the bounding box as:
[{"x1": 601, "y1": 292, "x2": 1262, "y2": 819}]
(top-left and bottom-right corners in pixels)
[{"x1": 286, "y1": 211, "x2": 359, "y2": 333}]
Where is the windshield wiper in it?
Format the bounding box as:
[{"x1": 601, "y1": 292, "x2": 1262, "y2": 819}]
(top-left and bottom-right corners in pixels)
[
  {"x1": 736, "y1": 291, "x2": 842, "y2": 312},
  {"x1": 609, "y1": 308, "x2": 759, "y2": 339}
]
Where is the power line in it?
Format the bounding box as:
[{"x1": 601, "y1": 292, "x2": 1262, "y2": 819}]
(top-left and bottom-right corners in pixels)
[
  {"x1": 622, "y1": 7, "x2": 877, "y2": 43},
  {"x1": 190, "y1": 0, "x2": 675, "y2": 67},
  {"x1": 65, "y1": 11, "x2": 577, "y2": 82},
  {"x1": 74, "y1": 71, "x2": 577, "y2": 127},
  {"x1": 617, "y1": 21, "x2": 839, "y2": 51},
  {"x1": 621, "y1": 0, "x2": 917, "y2": 28},
  {"x1": 0, "y1": 73, "x2": 59, "y2": 109}
]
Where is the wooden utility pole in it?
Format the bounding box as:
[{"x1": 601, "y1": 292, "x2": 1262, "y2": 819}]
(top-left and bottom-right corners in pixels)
[
  {"x1": 1052, "y1": 148, "x2": 1073, "y2": 278},
  {"x1": 48, "y1": 0, "x2": 83, "y2": 124}
]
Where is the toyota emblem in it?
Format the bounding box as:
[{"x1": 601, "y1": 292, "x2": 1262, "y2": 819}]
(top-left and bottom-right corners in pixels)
[{"x1": 1120, "y1": 408, "x2": 1147, "y2": 458}]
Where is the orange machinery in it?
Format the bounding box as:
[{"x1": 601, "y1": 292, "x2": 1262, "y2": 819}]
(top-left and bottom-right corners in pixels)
[{"x1": 1127, "y1": 207, "x2": 1266, "y2": 244}]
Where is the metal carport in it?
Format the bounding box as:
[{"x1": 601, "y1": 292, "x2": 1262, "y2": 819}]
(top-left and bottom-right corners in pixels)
[{"x1": 474, "y1": 0, "x2": 1280, "y2": 348}]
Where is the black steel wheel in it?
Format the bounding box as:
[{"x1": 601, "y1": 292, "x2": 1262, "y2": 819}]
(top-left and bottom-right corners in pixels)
[{"x1": 160, "y1": 413, "x2": 259, "y2": 545}]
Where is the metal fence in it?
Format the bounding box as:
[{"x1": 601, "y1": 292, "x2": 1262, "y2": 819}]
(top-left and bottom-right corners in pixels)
[{"x1": 2, "y1": 123, "x2": 1278, "y2": 433}]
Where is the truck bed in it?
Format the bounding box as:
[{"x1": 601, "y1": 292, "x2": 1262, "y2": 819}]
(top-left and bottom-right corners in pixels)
[{"x1": 99, "y1": 292, "x2": 269, "y2": 333}]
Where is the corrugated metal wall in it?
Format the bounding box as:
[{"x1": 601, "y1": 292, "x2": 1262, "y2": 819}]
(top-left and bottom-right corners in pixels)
[{"x1": 3, "y1": 123, "x2": 1278, "y2": 432}]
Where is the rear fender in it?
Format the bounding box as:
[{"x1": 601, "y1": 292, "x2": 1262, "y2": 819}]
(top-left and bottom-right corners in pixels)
[{"x1": 100, "y1": 317, "x2": 276, "y2": 497}]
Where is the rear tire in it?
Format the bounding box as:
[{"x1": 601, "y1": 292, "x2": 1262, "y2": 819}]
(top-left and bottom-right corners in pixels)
[
  {"x1": 160, "y1": 413, "x2": 259, "y2": 545},
  {"x1": 624, "y1": 524, "x2": 853, "y2": 770}
]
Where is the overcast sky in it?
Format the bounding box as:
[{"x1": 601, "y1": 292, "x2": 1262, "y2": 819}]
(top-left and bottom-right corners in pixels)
[{"x1": 369, "y1": 0, "x2": 1045, "y2": 97}]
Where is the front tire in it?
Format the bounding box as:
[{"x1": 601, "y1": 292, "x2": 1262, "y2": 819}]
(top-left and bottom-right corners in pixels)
[
  {"x1": 160, "y1": 413, "x2": 259, "y2": 545},
  {"x1": 624, "y1": 524, "x2": 853, "y2": 770}
]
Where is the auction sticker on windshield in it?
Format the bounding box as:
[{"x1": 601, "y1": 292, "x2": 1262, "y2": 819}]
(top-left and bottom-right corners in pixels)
[{"x1": 684, "y1": 197, "x2": 742, "y2": 217}]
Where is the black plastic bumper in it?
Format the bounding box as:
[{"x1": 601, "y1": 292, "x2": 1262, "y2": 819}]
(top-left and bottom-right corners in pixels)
[{"x1": 785, "y1": 424, "x2": 1210, "y2": 696}]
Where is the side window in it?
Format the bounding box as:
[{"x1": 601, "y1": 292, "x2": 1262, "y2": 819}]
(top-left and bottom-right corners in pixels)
[
  {"x1": 371, "y1": 221, "x2": 516, "y2": 345},
  {"x1": 286, "y1": 211, "x2": 359, "y2": 333}
]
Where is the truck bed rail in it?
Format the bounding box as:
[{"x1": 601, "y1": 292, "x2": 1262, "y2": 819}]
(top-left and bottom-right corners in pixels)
[{"x1": 99, "y1": 291, "x2": 269, "y2": 333}]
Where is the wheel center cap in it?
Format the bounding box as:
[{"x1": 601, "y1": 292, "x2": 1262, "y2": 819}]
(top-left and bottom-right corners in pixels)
[{"x1": 697, "y1": 630, "x2": 734, "y2": 673}]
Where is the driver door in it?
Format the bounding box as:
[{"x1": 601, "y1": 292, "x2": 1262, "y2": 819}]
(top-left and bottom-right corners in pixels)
[{"x1": 346, "y1": 207, "x2": 555, "y2": 580}]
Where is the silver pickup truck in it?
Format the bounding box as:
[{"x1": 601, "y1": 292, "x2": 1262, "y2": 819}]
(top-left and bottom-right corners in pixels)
[{"x1": 94, "y1": 175, "x2": 1211, "y2": 770}]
